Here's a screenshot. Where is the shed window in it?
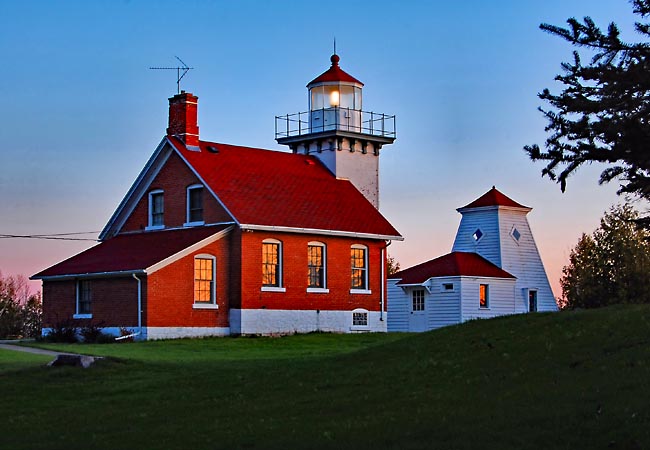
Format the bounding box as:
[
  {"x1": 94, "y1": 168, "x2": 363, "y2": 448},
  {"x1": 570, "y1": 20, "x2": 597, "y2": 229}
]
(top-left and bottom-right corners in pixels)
[
  {"x1": 412, "y1": 289, "x2": 425, "y2": 311},
  {"x1": 480, "y1": 284, "x2": 489, "y2": 308}
]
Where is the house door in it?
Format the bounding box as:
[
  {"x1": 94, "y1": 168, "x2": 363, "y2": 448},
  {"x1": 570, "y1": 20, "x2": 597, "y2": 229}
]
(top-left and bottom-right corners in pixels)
[
  {"x1": 409, "y1": 289, "x2": 427, "y2": 332},
  {"x1": 528, "y1": 290, "x2": 538, "y2": 312}
]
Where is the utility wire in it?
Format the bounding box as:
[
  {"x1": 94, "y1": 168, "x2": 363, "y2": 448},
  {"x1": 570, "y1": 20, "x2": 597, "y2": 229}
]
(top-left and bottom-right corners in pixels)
[{"x1": 0, "y1": 231, "x2": 100, "y2": 242}]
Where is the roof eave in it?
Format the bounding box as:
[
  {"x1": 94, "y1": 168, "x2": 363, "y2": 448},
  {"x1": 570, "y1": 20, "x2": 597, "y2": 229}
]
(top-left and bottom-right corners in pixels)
[
  {"x1": 240, "y1": 224, "x2": 403, "y2": 241},
  {"x1": 32, "y1": 269, "x2": 146, "y2": 282}
]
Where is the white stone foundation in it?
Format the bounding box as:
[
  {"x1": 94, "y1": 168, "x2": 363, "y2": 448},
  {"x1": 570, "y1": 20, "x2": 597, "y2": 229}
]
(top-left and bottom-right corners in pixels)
[{"x1": 229, "y1": 309, "x2": 387, "y2": 335}]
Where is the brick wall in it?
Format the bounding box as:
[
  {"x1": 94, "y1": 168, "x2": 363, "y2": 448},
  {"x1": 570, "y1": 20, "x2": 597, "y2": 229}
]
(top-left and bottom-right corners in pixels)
[
  {"x1": 146, "y1": 232, "x2": 232, "y2": 327},
  {"x1": 240, "y1": 230, "x2": 385, "y2": 312},
  {"x1": 122, "y1": 151, "x2": 232, "y2": 232},
  {"x1": 42, "y1": 277, "x2": 139, "y2": 328}
]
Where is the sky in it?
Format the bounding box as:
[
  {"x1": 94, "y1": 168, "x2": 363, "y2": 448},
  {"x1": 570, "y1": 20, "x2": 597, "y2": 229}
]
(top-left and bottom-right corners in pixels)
[{"x1": 0, "y1": 0, "x2": 644, "y2": 297}]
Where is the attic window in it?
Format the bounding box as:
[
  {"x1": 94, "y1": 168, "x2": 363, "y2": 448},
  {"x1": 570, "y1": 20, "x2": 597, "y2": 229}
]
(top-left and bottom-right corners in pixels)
[
  {"x1": 511, "y1": 227, "x2": 521, "y2": 242},
  {"x1": 472, "y1": 228, "x2": 484, "y2": 242},
  {"x1": 442, "y1": 283, "x2": 454, "y2": 292}
]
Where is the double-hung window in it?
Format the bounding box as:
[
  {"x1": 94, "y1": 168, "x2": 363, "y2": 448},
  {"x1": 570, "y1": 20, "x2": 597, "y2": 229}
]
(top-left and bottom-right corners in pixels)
[
  {"x1": 194, "y1": 255, "x2": 217, "y2": 308},
  {"x1": 186, "y1": 185, "x2": 204, "y2": 225},
  {"x1": 307, "y1": 242, "x2": 327, "y2": 291},
  {"x1": 350, "y1": 245, "x2": 369, "y2": 293},
  {"x1": 262, "y1": 239, "x2": 283, "y2": 290},
  {"x1": 148, "y1": 190, "x2": 164, "y2": 229},
  {"x1": 75, "y1": 280, "x2": 92, "y2": 318}
]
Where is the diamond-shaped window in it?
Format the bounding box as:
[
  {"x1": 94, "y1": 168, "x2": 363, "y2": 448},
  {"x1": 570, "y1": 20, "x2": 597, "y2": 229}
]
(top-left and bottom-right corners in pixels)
[
  {"x1": 472, "y1": 229, "x2": 483, "y2": 242},
  {"x1": 512, "y1": 228, "x2": 521, "y2": 241}
]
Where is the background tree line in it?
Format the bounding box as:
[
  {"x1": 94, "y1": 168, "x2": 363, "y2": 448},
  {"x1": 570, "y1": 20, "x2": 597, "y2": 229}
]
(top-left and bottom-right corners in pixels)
[{"x1": 0, "y1": 272, "x2": 42, "y2": 339}]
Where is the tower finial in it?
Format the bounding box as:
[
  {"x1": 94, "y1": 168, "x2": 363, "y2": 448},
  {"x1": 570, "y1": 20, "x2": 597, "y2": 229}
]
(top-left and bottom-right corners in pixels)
[{"x1": 334, "y1": 37, "x2": 337, "y2": 55}]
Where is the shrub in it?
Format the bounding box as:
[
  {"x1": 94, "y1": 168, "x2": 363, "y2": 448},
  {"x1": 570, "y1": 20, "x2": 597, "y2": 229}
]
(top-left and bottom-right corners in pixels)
[{"x1": 45, "y1": 320, "x2": 78, "y2": 343}]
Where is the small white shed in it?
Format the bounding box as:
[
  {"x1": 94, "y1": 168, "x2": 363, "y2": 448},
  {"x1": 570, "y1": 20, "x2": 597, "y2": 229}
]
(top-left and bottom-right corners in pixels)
[{"x1": 388, "y1": 187, "x2": 557, "y2": 332}]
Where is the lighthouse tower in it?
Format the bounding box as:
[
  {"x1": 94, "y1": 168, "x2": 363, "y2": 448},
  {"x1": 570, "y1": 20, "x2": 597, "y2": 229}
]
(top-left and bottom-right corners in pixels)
[{"x1": 275, "y1": 54, "x2": 396, "y2": 208}]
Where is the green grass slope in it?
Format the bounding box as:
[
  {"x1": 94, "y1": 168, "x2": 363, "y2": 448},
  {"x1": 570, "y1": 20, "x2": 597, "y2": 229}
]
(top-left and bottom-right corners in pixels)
[{"x1": 2, "y1": 305, "x2": 649, "y2": 450}]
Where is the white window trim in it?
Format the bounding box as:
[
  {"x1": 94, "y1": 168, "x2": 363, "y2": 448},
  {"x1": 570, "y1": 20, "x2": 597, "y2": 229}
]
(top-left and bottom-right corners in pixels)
[
  {"x1": 307, "y1": 241, "x2": 327, "y2": 290},
  {"x1": 146, "y1": 189, "x2": 165, "y2": 231},
  {"x1": 261, "y1": 286, "x2": 286, "y2": 293},
  {"x1": 185, "y1": 184, "x2": 205, "y2": 227},
  {"x1": 262, "y1": 238, "x2": 283, "y2": 290},
  {"x1": 350, "y1": 288, "x2": 372, "y2": 295},
  {"x1": 307, "y1": 287, "x2": 330, "y2": 294},
  {"x1": 350, "y1": 244, "x2": 369, "y2": 293},
  {"x1": 194, "y1": 254, "x2": 217, "y2": 306},
  {"x1": 351, "y1": 308, "x2": 370, "y2": 330},
  {"x1": 74, "y1": 280, "x2": 92, "y2": 319}
]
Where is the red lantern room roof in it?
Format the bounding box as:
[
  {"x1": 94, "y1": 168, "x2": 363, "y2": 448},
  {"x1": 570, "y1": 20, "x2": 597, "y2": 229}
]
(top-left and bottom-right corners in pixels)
[
  {"x1": 459, "y1": 186, "x2": 530, "y2": 210},
  {"x1": 307, "y1": 54, "x2": 364, "y2": 87}
]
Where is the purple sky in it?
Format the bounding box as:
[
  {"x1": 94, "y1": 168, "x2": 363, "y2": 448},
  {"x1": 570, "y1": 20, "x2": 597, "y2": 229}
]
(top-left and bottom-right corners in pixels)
[{"x1": 1, "y1": 0, "x2": 642, "y2": 297}]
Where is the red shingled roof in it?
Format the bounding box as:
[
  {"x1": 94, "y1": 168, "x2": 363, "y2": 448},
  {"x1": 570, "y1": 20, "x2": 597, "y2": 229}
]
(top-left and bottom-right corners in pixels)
[
  {"x1": 390, "y1": 252, "x2": 515, "y2": 284},
  {"x1": 33, "y1": 225, "x2": 231, "y2": 278},
  {"x1": 170, "y1": 138, "x2": 400, "y2": 238},
  {"x1": 308, "y1": 54, "x2": 363, "y2": 86},
  {"x1": 460, "y1": 187, "x2": 529, "y2": 210}
]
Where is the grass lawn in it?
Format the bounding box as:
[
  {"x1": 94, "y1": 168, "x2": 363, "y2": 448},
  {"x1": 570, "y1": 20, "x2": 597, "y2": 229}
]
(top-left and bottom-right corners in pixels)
[
  {"x1": 2, "y1": 305, "x2": 650, "y2": 449},
  {"x1": 0, "y1": 349, "x2": 53, "y2": 374}
]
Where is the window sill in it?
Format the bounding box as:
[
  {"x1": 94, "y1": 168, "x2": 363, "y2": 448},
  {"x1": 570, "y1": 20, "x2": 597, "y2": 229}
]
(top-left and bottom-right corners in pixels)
[
  {"x1": 193, "y1": 303, "x2": 218, "y2": 310},
  {"x1": 145, "y1": 225, "x2": 164, "y2": 231},
  {"x1": 73, "y1": 314, "x2": 92, "y2": 319},
  {"x1": 307, "y1": 288, "x2": 329, "y2": 294},
  {"x1": 479, "y1": 307, "x2": 490, "y2": 310},
  {"x1": 351, "y1": 325, "x2": 370, "y2": 331},
  {"x1": 184, "y1": 221, "x2": 205, "y2": 227},
  {"x1": 350, "y1": 289, "x2": 372, "y2": 295},
  {"x1": 261, "y1": 286, "x2": 286, "y2": 293}
]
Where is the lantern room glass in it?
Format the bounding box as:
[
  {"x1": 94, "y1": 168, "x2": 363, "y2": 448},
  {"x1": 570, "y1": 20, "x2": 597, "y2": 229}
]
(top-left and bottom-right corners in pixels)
[{"x1": 310, "y1": 84, "x2": 361, "y2": 110}]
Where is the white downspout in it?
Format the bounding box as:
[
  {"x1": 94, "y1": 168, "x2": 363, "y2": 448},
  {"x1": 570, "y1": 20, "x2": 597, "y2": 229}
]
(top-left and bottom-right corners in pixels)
[
  {"x1": 381, "y1": 241, "x2": 392, "y2": 322},
  {"x1": 132, "y1": 273, "x2": 142, "y2": 337}
]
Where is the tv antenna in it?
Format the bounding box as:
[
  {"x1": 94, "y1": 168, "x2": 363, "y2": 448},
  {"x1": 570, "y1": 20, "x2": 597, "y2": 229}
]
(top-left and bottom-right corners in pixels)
[{"x1": 149, "y1": 56, "x2": 194, "y2": 94}]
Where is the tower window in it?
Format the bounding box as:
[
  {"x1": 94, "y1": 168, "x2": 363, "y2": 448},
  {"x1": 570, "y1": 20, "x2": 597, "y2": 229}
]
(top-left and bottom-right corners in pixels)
[
  {"x1": 511, "y1": 227, "x2": 521, "y2": 242},
  {"x1": 472, "y1": 229, "x2": 484, "y2": 242}
]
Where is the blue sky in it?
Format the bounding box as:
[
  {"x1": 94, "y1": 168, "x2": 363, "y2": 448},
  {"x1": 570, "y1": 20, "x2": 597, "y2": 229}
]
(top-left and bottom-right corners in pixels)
[{"x1": 0, "y1": 0, "x2": 642, "y2": 295}]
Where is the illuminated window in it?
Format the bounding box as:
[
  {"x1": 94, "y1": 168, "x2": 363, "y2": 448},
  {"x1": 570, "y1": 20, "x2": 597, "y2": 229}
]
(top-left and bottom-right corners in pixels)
[
  {"x1": 187, "y1": 185, "x2": 204, "y2": 224},
  {"x1": 350, "y1": 245, "x2": 368, "y2": 290},
  {"x1": 472, "y1": 228, "x2": 483, "y2": 242},
  {"x1": 480, "y1": 284, "x2": 489, "y2": 308},
  {"x1": 412, "y1": 289, "x2": 425, "y2": 311},
  {"x1": 308, "y1": 242, "x2": 326, "y2": 288},
  {"x1": 148, "y1": 190, "x2": 164, "y2": 229},
  {"x1": 262, "y1": 239, "x2": 282, "y2": 287},
  {"x1": 76, "y1": 280, "x2": 92, "y2": 316},
  {"x1": 194, "y1": 256, "x2": 215, "y2": 304}
]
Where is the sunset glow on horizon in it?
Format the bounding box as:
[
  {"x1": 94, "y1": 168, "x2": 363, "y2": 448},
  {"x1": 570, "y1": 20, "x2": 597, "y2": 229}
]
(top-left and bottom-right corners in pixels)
[{"x1": 1, "y1": 0, "x2": 641, "y2": 300}]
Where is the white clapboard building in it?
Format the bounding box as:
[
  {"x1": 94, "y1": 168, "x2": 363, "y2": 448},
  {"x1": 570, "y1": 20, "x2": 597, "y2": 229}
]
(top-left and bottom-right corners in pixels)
[{"x1": 388, "y1": 187, "x2": 557, "y2": 332}]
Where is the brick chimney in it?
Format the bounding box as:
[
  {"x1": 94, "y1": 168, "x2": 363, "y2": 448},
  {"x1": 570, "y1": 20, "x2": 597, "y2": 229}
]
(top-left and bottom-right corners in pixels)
[{"x1": 167, "y1": 91, "x2": 199, "y2": 147}]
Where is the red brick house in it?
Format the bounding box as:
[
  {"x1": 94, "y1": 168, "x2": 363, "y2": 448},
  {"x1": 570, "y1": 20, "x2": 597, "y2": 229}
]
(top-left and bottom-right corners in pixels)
[{"x1": 32, "y1": 54, "x2": 402, "y2": 339}]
